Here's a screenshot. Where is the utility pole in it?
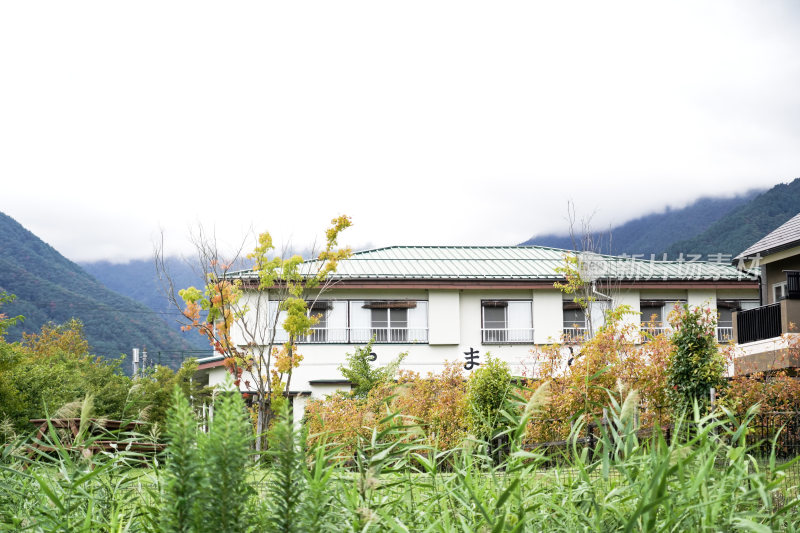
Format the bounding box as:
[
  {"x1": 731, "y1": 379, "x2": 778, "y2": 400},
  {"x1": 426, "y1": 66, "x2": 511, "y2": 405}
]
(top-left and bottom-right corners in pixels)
[{"x1": 132, "y1": 348, "x2": 140, "y2": 377}]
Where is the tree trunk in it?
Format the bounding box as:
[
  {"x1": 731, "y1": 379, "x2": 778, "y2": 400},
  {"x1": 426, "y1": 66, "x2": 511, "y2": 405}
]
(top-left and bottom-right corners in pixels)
[
  {"x1": 254, "y1": 396, "x2": 265, "y2": 454},
  {"x1": 255, "y1": 397, "x2": 273, "y2": 454}
]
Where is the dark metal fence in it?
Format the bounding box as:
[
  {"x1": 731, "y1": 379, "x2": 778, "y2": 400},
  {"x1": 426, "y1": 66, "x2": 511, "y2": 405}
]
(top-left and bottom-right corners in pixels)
[
  {"x1": 522, "y1": 410, "x2": 800, "y2": 505},
  {"x1": 737, "y1": 303, "x2": 782, "y2": 344},
  {"x1": 528, "y1": 411, "x2": 800, "y2": 456}
]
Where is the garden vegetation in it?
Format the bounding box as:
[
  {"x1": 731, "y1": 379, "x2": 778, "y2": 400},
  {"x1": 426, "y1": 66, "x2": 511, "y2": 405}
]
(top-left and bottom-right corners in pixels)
[{"x1": 3, "y1": 292, "x2": 800, "y2": 530}]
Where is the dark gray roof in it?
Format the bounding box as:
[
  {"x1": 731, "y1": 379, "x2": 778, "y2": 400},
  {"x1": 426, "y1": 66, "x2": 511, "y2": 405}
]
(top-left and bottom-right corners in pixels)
[{"x1": 735, "y1": 212, "x2": 800, "y2": 260}]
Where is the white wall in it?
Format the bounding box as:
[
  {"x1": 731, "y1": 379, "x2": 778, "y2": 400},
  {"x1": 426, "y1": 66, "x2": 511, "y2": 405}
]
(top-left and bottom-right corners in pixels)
[
  {"x1": 687, "y1": 289, "x2": 716, "y2": 311},
  {"x1": 533, "y1": 290, "x2": 563, "y2": 344},
  {"x1": 428, "y1": 290, "x2": 460, "y2": 344},
  {"x1": 612, "y1": 289, "x2": 640, "y2": 341}
]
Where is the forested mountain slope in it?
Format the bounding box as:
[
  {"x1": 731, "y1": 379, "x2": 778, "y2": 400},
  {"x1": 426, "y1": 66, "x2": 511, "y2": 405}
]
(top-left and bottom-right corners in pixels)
[{"x1": 0, "y1": 212, "x2": 204, "y2": 369}]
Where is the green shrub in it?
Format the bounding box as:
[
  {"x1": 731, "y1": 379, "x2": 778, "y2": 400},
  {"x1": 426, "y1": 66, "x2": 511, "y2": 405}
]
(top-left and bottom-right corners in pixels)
[
  {"x1": 161, "y1": 380, "x2": 254, "y2": 533},
  {"x1": 338, "y1": 340, "x2": 406, "y2": 398},
  {"x1": 667, "y1": 303, "x2": 727, "y2": 412},
  {"x1": 466, "y1": 354, "x2": 512, "y2": 441}
]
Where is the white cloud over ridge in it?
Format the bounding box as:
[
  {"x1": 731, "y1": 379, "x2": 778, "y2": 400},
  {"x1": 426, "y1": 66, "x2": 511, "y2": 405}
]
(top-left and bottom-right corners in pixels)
[{"x1": 1, "y1": 1, "x2": 798, "y2": 262}]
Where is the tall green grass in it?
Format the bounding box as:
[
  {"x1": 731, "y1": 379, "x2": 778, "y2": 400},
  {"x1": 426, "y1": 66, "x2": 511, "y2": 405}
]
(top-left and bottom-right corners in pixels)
[{"x1": 2, "y1": 383, "x2": 799, "y2": 531}]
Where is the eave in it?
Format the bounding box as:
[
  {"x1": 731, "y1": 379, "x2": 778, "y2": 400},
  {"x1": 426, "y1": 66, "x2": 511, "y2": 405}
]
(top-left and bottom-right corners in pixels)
[{"x1": 239, "y1": 278, "x2": 758, "y2": 291}]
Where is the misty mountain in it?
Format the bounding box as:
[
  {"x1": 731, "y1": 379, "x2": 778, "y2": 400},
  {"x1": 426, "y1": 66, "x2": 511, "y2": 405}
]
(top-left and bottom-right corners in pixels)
[
  {"x1": 80, "y1": 254, "x2": 262, "y2": 352},
  {"x1": 666, "y1": 177, "x2": 800, "y2": 257},
  {"x1": 521, "y1": 189, "x2": 764, "y2": 256},
  {"x1": 0, "y1": 211, "x2": 206, "y2": 370},
  {"x1": 80, "y1": 257, "x2": 210, "y2": 351}
]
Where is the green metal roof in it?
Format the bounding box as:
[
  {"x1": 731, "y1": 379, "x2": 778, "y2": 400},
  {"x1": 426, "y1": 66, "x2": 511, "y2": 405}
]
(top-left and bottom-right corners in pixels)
[{"x1": 231, "y1": 246, "x2": 757, "y2": 282}]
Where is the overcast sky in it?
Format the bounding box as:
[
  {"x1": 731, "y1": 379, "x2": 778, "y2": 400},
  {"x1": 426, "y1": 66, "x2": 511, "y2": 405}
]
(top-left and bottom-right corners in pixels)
[{"x1": 1, "y1": 1, "x2": 799, "y2": 263}]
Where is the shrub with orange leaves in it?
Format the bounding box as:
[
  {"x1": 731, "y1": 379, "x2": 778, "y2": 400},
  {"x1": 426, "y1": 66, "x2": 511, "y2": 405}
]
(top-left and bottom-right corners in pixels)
[
  {"x1": 727, "y1": 371, "x2": 800, "y2": 415},
  {"x1": 304, "y1": 392, "x2": 372, "y2": 455},
  {"x1": 390, "y1": 362, "x2": 469, "y2": 450},
  {"x1": 522, "y1": 306, "x2": 672, "y2": 444},
  {"x1": 304, "y1": 361, "x2": 468, "y2": 454}
]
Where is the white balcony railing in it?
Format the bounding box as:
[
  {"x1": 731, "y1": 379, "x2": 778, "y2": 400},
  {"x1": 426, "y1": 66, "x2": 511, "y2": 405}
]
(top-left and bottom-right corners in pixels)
[
  {"x1": 716, "y1": 326, "x2": 733, "y2": 343},
  {"x1": 640, "y1": 326, "x2": 670, "y2": 339},
  {"x1": 640, "y1": 326, "x2": 734, "y2": 343},
  {"x1": 291, "y1": 327, "x2": 429, "y2": 344},
  {"x1": 352, "y1": 327, "x2": 429, "y2": 344},
  {"x1": 481, "y1": 328, "x2": 535, "y2": 344},
  {"x1": 562, "y1": 326, "x2": 589, "y2": 344},
  {"x1": 285, "y1": 325, "x2": 733, "y2": 345}
]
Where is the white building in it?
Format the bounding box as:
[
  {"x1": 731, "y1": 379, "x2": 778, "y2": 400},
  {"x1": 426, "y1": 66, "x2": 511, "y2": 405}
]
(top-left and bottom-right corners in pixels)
[{"x1": 196, "y1": 246, "x2": 759, "y2": 420}]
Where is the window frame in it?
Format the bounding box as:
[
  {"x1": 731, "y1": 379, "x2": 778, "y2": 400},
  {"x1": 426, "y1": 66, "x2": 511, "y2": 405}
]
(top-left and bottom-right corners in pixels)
[{"x1": 774, "y1": 281, "x2": 788, "y2": 303}]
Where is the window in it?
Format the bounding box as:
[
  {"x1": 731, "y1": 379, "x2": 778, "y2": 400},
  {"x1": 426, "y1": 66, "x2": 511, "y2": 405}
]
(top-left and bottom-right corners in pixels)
[
  {"x1": 268, "y1": 300, "x2": 347, "y2": 343},
  {"x1": 639, "y1": 302, "x2": 663, "y2": 327},
  {"x1": 481, "y1": 300, "x2": 533, "y2": 343},
  {"x1": 639, "y1": 299, "x2": 683, "y2": 338},
  {"x1": 562, "y1": 301, "x2": 587, "y2": 343},
  {"x1": 370, "y1": 307, "x2": 408, "y2": 342},
  {"x1": 774, "y1": 281, "x2": 788, "y2": 302},
  {"x1": 308, "y1": 302, "x2": 329, "y2": 342},
  {"x1": 482, "y1": 302, "x2": 508, "y2": 342},
  {"x1": 269, "y1": 300, "x2": 427, "y2": 344},
  {"x1": 352, "y1": 300, "x2": 428, "y2": 343}
]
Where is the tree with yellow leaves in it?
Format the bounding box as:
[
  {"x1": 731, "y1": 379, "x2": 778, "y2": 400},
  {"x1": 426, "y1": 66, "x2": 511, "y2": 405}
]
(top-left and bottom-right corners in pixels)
[{"x1": 157, "y1": 216, "x2": 352, "y2": 451}]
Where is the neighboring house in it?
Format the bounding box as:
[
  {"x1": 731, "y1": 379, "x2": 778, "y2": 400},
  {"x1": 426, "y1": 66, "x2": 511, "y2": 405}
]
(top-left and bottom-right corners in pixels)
[
  {"x1": 733, "y1": 213, "x2": 800, "y2": 375},
  {"x1": 196, "y1": 245, "x2": 758, "y2": 420}
]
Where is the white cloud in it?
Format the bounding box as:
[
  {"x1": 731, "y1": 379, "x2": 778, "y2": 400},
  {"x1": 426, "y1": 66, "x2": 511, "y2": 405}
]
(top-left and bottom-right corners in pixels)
[{"x1": 1, "y1": 1, "x2": 798, "y2": 262}]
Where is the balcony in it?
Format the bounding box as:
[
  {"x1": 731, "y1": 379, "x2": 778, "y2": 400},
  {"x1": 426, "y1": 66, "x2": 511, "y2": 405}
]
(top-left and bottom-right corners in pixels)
[
  {"x1": 639, "y1": 325, "x2": 733, "y2": 343},
  {"x1": 736, "y1": 304, "x2": 783, "y2": 344},
  {"x1": 562, "y1": 326, "x2": 588, "y2": 344},
  {"x1": 481, "y1": 328, "x2": 535, "y2": 344},
  {"x1": 298, "y1": 327, "x2": 429, "y2": 344},
  {"x1": 640, "y1": 325, "x2": 670, "y2": 339},
  {"x1": 733, "y1": 298, "x2": 800, "y2": 375},
  {"x1": 716, "y1": 326, "x2": 733, "y2": 343}
]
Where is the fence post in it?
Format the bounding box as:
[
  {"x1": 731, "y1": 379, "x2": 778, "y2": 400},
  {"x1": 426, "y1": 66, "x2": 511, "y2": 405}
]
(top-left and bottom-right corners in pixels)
[{"x1": 587, "y1": 422, "x2": 596, "y2": 461}]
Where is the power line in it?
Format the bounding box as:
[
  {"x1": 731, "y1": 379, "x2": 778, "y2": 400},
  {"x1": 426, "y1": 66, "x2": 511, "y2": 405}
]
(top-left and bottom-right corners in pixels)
[{"x1": 14, "y1": 299, "x2": 195, "y2": 316}]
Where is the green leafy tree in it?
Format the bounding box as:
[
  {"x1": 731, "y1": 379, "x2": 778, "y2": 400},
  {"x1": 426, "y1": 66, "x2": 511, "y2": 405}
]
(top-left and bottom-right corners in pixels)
[
  {"x1": 338, "y1": 340, "x2": 407, "y2": 398},
  {"x1": 131, "y1": 358, "x2": 212, "y2": 429},
  {"x1": 159, "y1": 215, "x2": 352, "y2": 451},
  {"x1": 0, "y1": 293, "x2": 24, "y2": 432},
  {"x1": 1, "y1": 319, "x2": 133, "y2": 431},
  {"x1": 0, "y1": 312, "x2": 203, "y2": 435},
  {"x1": 667, "y1": 302, "x2": 727, "y2": 412},
  {"x1": 553, "y1": 253, "x2": 595, "y2": 313}
]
